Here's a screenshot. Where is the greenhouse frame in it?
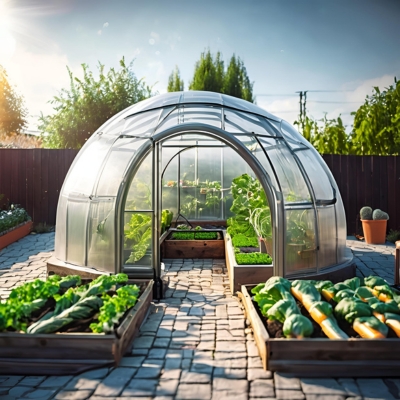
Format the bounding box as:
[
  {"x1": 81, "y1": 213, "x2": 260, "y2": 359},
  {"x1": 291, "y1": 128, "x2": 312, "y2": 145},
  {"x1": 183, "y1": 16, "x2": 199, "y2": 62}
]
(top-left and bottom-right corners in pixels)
[{"x1": 50, "y1": 91, "x2": 353, "y2": 291}]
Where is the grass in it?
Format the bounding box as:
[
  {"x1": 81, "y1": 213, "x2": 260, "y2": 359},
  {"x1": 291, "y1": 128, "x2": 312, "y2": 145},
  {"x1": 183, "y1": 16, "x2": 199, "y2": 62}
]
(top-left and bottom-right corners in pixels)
[
  {"x1": 170, "y1": 231, "x2": 218, "y2": 240},
  {"x1": 235, "y1": 252, "x2": 272, "y2": 265}
]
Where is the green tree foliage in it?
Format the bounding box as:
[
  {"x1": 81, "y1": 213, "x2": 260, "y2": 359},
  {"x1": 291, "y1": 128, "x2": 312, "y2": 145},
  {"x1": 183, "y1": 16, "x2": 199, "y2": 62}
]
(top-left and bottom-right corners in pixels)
[
  {"x1": 223, "y1": 54, "x2": 254, "y2": 102},
  {"x1": 167, "y1": 66, "x2": 184, "y2": 92},
  {"x1": 0, "y1": 65, "x2": 27, "y2": 135},
  {"x1": 185, "y1": 50, "x2": 254, "y2": 102},
  {"x1": 39, "y1": 58, "x2": 152, "y2": 149},
  {"x1": 351, "y1": 78, "x2": 400, "y2": 155},
  {"x1": 189, "y1": 50, "x2": 224, "y2": 93},
  {"x1": 296, "y1": 114, "x2": 350, "y2": 155}
]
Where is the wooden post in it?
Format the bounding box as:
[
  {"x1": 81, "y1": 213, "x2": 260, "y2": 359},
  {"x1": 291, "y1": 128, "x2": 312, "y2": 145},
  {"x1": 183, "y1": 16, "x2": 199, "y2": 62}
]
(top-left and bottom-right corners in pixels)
[{"x1": 395, "y1": 241, "x2": 400, "y2": 286}]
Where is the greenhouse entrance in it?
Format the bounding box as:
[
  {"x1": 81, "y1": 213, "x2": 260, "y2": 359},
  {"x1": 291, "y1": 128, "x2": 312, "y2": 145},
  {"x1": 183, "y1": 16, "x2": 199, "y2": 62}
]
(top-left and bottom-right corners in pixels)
[{"x1": 120, "y1": 125, "x2": 279, "y2": 293}]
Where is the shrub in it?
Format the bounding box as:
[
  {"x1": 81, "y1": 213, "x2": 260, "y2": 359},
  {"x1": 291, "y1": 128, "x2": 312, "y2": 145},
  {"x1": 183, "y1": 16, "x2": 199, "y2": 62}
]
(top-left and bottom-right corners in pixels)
[
  {"x1": 387, "y1": 229, "x2": 400, "y2": 244},
  {"x1": 0, "y1": 206, "x2": 30, "y2": 234}
]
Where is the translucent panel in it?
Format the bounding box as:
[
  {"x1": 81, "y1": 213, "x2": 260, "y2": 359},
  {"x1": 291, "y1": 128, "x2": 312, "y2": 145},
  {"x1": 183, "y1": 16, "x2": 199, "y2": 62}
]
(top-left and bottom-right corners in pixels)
[
  {"x1": 161, "y1": 147, "x2": 181, "y2": 218},
  {"x1": 96, "y1": 138, "x2": 149, "y2": 196},
  {"x1": 182, "y1": 91, "x2": 223, "y2": 104},
  {"x1": 317, "y1": 206, "x2": 337, "y2": 269},
  {"x1": 259, "y1": 138, "x2": 311, "y2": 203},
  {"x1": 280, "y1": 120, "x2": 312, "y2": 148},
  {"x1": 63, "y1": 135, "x2": 115, "y2": 196},
  {"x1": 224, "y1": 110, "x2": 276, "y2": 135},
  {"x1": 126, "y1": 151, "x2": 153, "y2": 210},
  {"x1": 285, "y1": 208, "x2": 317, "y2": 274},
  {"x1": 296, "y1": 150, "x2": 334, "y2": 200},
  {"x1": 179, "y1": 106, "x2": 222, "y2": 128},
  {"x1": 154, "y1": 108, "x2": 180, "y2": 133},
  {"x1": 54, "y1": 195, "x2": 68, "y2": 260},
  {"x1": 123, "y1": 211, "x2": 153, "y2": 267},
  {"x1": 335, "y1": 191, "x2": 347, "y2": 262},
  {"x1": 66, "y1": 199, "x2": 89, "y2": 266},
  {"x1": 122, "y1": 109, "x2": 162, "y2": 137},
  {"x1": 128, "y1": 92, "x2": 181, "y2": 115},
  {"x1": 102, "y1": 119, "x2": 126, "y2": 136},
  {"x1": 87, "y1": 198, "x2": 115, "y2": 273}
]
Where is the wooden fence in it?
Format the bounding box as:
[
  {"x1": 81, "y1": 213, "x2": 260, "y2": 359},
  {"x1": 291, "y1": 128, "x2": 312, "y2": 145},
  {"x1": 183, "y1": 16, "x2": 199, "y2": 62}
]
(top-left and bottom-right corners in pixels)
[
  {"x1": 0, "y1": 149, "x2": 399, "y2": 234},
  {"x1": 0, "y1": 149, "x2": 78, "y2": 225}
]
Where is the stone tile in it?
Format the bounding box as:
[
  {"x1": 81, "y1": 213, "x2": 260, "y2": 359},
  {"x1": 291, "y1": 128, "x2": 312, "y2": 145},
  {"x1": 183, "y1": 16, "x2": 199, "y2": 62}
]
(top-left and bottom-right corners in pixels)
[
  {"x1": 250, "y1": 379, "x2": 275, "y2": 398},
  {"x1": 39, "y1": 375, "x2": 73, "y2": 388},
  {"x1": 214, "y1": 351, "x2": 247, "y2": 359},
  {"x1": 93, "y1": 367, "x2": 136, "y2": 396},
  {"x1": 276, "y1": 389, "x2": 305, "y2": 399},
  {"x1": 337, "y1": 378, "x2": 361, "y2": 397},
  {"x1": 176, "y1": 383, "x2": 211, "y2": 399},
  {"x1": 300, "y1": 378, "x2": 347, "y2": 396},
  {"x1": 275, "y1": 373, "x2": 302, "y2": 390},
  {"x1": 214, "y1": 367, "x2": 246, "y2": 379},
  {"x1": 66, "y1": 377, "x2": 101, "y2": 390},
  {"x1": 357, "y1": 378, "x2": 395, "y2": 399},
  {"x1": 164, "y1": 358, "x2": 182, "y2": 370},
  {"x1": 212, "y1": 392, "x2": 248, "y2": 400},
  {"x1": 24, "y1": 388, "x2": 58, "y2": 399},
  {"x1": 161, "y1": 369, "x2": 181, "y2": 380},
  {"x1": 247, "y1": 368, "x2": 272, "y2": 380},
  {"x1": 132, "y1": 336, "x2": 155, "y2": 348},
  {"x1": 119, "y1": 356, "x2": 145, "y2": 367},
  {"x1": 248, "y1": 356, "x2": 263, "y2": 369},
  {"x1": 215, "y1": 341, "x2": 246, "y2": 352},
  {"x1": 18, "y1": 376, "x2": 46, "y2": 386},
  {"x1": 180, "y1": 371, "x2": 211, "y2": 383},
  {"x1": 153, "y1": 338, "x2": 171, "y2": 348},
  {"x1": 134, "y1": 365, "x2": 162, "y2": 379},
  {"x1": 156, "y1": 379, "x2": 179, "y2": 396},
  {"x1": 213, "y1": 378, "x2": 248, "y2": 394},
  {"x1": 8, "y1": 386, "x2": 32, "y2": 398},
  {"x1": 55, "y1": 390, "x2": 94, "y2": 399},
  {"x1": 213, "y1": 358, "x2": 247, "y2": 369},
  {"x1": 122, "y1": 378, "x2": 158, "y2": 397},
  {"x1": 148, "y1": 348, "x2": 167, "y2": 359}
]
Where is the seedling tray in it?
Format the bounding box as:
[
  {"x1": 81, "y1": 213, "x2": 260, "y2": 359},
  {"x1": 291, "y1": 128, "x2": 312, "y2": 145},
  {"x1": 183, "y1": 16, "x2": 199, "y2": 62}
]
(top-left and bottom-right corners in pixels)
[
  {"x1": 0, "y1": 280, "x2": 153, "y2": 375},
  {"x1": 240, "y1": 284, "x2": 400, "y2": 377}
]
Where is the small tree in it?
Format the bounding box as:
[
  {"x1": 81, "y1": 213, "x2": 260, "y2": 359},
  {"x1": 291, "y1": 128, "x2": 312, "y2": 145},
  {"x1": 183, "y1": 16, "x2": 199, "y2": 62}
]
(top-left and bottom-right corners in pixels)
[
  {"x1": 189, "y1": 50, "x2": 224, "y2": 92},
  {"x1": 39, "y1": 58, "x2": 153, "y2": 149},
  {"x1": 0, "y1": 65, "x2": 27, "y2": 135},
  {"x1": 167, "y1": 66, "x2": 184, "y2": 92},
  {"x1": 223, "y1": 54, "x2": 254, "y2": 102}
]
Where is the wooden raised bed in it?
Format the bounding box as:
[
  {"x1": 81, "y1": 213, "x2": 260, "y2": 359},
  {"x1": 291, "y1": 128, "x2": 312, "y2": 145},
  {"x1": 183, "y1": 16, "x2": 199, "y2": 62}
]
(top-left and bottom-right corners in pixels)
[
  {"x1": 0, "y1": 220, "x2": 33, "y2": 251},
  {"x1": 162, "y1": 229, "x2": 225, "y2": 259},
  {"x1": 0, "y1": 280, "x2": 153, "y2": 375},
  {"x1": 225, "y1": 233, "x2": 273, "y2": 294},
  {"x1": 240, "y1": 284, "x2": 400, "y2": 377}
]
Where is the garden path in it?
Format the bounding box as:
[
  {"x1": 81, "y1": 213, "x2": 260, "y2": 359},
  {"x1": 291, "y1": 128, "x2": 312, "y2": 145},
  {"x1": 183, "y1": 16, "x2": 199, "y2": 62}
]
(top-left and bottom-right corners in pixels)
[{"x1": 0, "y1": 233, "x2": 400, "y2": 399}]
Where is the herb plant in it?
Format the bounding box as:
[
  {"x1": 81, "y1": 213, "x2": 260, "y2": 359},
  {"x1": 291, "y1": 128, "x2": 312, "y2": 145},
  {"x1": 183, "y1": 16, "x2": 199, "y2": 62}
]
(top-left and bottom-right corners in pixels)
[
  {"x1": 232, "y1": 234, "x2": 258, "y2": 248},
  {"x1": 235, "y1": 252, "x2": 272, "y2": 265}
]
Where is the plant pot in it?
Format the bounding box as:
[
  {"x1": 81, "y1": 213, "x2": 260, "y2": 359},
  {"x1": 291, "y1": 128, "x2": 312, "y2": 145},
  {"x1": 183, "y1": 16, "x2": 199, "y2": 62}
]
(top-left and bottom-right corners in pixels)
[
  {"x1": 259, "y1": 237, "x2": 273, "y2": 255},
  {"x1": 361, "y1": 219, "x2": 387, "y2": 244}
]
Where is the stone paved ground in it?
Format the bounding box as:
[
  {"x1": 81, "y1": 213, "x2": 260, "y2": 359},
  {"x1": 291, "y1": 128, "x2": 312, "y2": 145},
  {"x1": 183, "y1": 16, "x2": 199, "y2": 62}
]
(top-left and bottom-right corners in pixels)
[{"x1": 1, "y1": 233, "x2": 400, "y2": 399}]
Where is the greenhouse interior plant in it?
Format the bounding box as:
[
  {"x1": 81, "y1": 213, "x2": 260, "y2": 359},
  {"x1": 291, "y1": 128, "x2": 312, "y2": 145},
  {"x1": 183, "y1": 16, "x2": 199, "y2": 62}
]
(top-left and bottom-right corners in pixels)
[{"x1": 360, "y1": 206, "x2": 389, "y2": 244}]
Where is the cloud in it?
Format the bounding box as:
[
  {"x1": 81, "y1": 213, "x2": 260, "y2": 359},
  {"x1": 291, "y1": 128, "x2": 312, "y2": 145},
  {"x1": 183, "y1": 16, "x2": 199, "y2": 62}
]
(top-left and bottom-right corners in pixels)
[
  {"x1": 256, "y1": 96, "x2": 299, "y2": 125},
  {"x1": 103, "y1": 22, "x2": 109, "y2": 28},
  {"x1": 97, "y1": 30, "x2": 102, "y2": 35}
]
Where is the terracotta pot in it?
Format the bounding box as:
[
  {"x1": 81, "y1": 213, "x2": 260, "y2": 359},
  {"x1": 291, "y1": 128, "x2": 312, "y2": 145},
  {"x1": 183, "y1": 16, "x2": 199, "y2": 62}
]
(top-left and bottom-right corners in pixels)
[
  {"x1": 0, "y1": 220, "x2": 33, "y2": 250},
  {"x1": 361, "y1": 219, "x2": 387, "y2": 244}
]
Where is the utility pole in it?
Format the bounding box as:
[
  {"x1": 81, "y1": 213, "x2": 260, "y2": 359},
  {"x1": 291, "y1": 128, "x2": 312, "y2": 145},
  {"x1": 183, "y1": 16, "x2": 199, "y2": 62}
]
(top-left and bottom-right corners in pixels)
[{"x1": 295, "y1": 90, "x2": 308, "y2": 132}]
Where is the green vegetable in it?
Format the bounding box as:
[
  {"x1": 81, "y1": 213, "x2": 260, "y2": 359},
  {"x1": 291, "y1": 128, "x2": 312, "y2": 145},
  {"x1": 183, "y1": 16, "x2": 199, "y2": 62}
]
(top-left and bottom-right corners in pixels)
[
  {"x1": 333, "y1": 289, "x2": 355, "y2": 303},
  {"x1": 235, "y1": 252, "x2": 272, "y2": 265},
  {"x1": 343, "y1": 277, "x2": 361, "y2": 291},
  {"x1": 90, "y1": 285, "x2": 140, "y2": 333},
  {"x1": 353, "y1": 316, "x2": 389, "y2": 338},
  {"x1": 232, "y1": 234, "x2": 259, "y2": 248},
  {"x1": 364, "y1": 276, "x2": 387, "y2": 288},
  {"x1": 314, "y1": 280, "x2": 334, "y2": 292},
  {"x1": 283, "y1": 314, "x2": 314, "y2": 338},
  {"x1": 171, "y1": 232, "x2": 195, "y2": 240},
  {"x1": 334, "y1": 298, "x2": 372, "y2": 324},
  {"x1": 369, "y1": 299, "x2": 399, "y2": 314},
  {"x1": 267, "y1": 298, "x2": 299, "y2": 323},
  {"x1": 194, "y1": 232, "x2": 218, "y2": 240},
  {"x1": 355, "y1": 286, "x2": 375, "y2": 301},
  {"x1": 124, "y1": 213, "x2": 152, "y2": 263}
]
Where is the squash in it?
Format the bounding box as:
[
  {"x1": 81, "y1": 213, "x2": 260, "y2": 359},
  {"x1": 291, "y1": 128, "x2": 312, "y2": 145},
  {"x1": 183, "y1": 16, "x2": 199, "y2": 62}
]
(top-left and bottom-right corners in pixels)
[{"x1": 320, "y1": 317, "x2": 349, "y2": 339}]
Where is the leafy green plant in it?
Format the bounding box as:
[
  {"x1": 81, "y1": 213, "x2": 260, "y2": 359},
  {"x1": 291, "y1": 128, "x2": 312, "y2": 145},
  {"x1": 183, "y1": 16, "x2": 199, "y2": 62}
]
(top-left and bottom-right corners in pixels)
[
  {"x1": 194, "y1": 232, "x2": 218, "y2": 240},
  {"x1": 0, "y1": 205, "x2": 30, "y2": 234},
  {"x1": 232, "y1": 234, "x2": 258, "y2": 248},
  {"x1": 124, "y1": 214, "x2": 152, "y2": 263},
  {"x1": 387, "y1": 229, "x2": 400, "y2": 244},
  {"x1": 235, "y1": 252, "x2": 272, "y2": 265},
  {"x1": 33, "y1": 222, "x2": 54, "y2": 234},
  {"x1": 161, "y1": 209, "x2": 173, "y2": 234},
  {"x1": 171, "y1": 232, "x2": 195, "y2": 240}
]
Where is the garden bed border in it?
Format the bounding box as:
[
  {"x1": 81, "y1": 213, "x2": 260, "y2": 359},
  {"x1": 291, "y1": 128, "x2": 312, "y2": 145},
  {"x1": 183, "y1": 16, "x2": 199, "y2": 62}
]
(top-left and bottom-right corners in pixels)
[
  {"x1": 240, "y1": 284, "x2": 400, "y2": 377},
  {"x1": 0, "y1": 280, "x2": 154, "y2": 375},
  {"x1": 0, "y1": 220, "x2": 33, "y2": 251}
]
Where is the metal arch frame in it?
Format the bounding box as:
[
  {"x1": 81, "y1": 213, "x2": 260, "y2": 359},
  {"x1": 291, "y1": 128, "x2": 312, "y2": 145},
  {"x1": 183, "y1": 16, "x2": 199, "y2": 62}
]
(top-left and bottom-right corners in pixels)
[{"x1": 116, "y1": 122, "x2": 285, "y2": 281}]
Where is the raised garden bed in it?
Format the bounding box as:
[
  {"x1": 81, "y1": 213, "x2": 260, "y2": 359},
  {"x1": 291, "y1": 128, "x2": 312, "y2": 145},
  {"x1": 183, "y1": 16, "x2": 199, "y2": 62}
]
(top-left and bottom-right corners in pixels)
[
  {"x1": 0, "y1": 278, "x2": 153, "y2": 375},
  {"x1": 161, "y1": 228, "x2": 225, "y2": 259},
  {"x1": 225, "y1": 233, "x2": 273, "y2": 293},
  {"x1": 0, "y1": 220, "x2": 33, "y2": 251},
  {"x1": 240, "y1": 284, "x2": 400, "y2": 377}
]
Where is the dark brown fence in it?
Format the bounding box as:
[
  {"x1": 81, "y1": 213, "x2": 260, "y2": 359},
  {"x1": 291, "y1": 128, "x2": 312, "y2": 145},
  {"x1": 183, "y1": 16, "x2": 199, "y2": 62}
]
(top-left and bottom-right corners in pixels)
[
  {"x1": 0, "y1": 149, "x2": 78, "y2": 225},
  {"x1": 0, "y1": 149, "x2": 399, "y2": 234},
  {"x1": 322, "y1": 155, "x2": 400, "y2": 235}
]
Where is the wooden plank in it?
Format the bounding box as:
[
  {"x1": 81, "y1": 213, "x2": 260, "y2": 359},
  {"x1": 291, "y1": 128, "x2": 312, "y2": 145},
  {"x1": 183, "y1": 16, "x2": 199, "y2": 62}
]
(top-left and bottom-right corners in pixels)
[
  {"x1": 47, "y1": 150, "x2": 59, "y2": 226},
  {"x1": 0, "y1": 280, "x2": 153, "y2": 375},
  {"x1": 387, "y1": 157, "x2": 396, "y2": 232},
  {"x1": 32, "y1": 149, "x2": 42, "y2": 224},
  {"x1": 25, "y1": 150, "x2": 35, "y2": 222},
  {"x1": 17, "y1": 149, "x2": 27, "y2": 208},
  {"x1": 41, "y1": 149, "x2": 49, "y2": 224}
]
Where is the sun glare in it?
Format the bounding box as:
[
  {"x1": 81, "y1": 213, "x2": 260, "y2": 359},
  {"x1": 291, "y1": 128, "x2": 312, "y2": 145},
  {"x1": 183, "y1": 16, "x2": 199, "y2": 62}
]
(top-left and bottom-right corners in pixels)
[{"x1": 0, "y1": 1, "x2": 16, "y2": 62}]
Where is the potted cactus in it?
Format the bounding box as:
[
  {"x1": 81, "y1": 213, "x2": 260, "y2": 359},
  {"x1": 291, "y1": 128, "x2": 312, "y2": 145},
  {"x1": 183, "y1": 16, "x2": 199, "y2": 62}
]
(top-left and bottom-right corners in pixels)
[{"x1": 360, "y1": 206, "x2": 389, "y2": 244}]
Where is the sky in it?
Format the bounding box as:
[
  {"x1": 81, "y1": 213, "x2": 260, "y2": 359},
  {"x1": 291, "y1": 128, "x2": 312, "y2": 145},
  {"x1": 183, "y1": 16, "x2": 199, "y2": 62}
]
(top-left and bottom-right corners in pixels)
[{"x1": 1, "y1": 0, "x2": 400, "y2": 132}]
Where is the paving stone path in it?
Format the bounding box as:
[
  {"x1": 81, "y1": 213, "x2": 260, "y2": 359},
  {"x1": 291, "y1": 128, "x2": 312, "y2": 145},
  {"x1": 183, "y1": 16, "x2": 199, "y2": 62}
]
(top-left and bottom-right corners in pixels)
[{"x1": 1, "y1": 233, "x2": 400, "y2": 399}]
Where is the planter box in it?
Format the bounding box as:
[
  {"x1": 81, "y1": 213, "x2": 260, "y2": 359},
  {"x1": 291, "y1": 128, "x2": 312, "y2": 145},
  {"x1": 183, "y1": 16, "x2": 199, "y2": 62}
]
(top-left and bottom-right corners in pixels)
[
  {"x1": 240, "y1": 284, "x2": 400, "y2": 377},
  {"x1": 0, "y1": 280, "x2": 153, "y2": 375},
  {"x1": 162, "y1": 229, "x2": 225, "y2": 259},
  {"x1": 0, "y1": 220, "x2": 33, "y2": 251},
  {"x1": 225, "y1": 233, "x2": 273, "y2": 294}
]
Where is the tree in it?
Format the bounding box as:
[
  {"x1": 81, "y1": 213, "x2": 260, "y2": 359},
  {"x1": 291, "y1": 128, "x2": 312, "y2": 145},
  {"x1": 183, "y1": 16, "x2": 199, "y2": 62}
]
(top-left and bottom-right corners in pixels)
[
  {"x1": 39, "y1": 58, "x2": 153, "y2": 149},
  {"x1": 350, "y1": 78, "x2": 400, "y2": 155},
  {"x1": 223, "y1": 54, "x2": 254, "y2": 102},
  {"x1": 189, "y1": 50, "x2": 225, "y2": 93},
  {"x1": 0, "y1": 65, "x2": 27, "y2": 135},
  {"x1": 167, "y1": 66, "x2": 184, "y2": 92}
]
